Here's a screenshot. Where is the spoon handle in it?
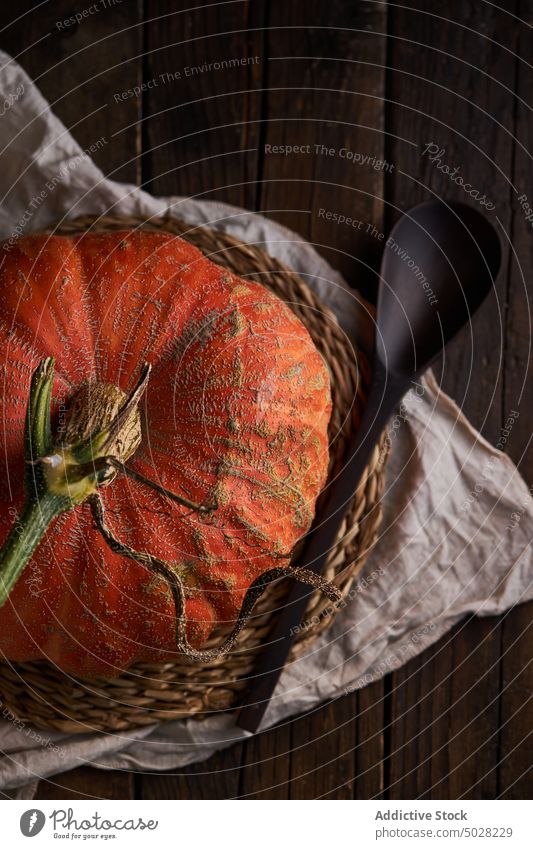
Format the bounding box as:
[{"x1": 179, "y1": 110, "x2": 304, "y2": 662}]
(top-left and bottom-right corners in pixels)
[{"x1": 236, "y1": 359, "x2": 403, "y2": 732}]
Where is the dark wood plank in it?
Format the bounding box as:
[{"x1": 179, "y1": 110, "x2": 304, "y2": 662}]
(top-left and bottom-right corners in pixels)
[
  {"x1": 355, "y1": 680, "x2": 386, "y2": 798},
  {"x1": 0, "y1": 1, "x2": 528, "y2": 803},
  {"x1": 142, "y1": 0, "x2": 266, "y2": 209},
  {"x1": 257, "y1": 0, "x2": 388, "y2": 799},
  {"x1": 0, "y1": 1, "x2": 143, "y2": 801},
  {"x1": 385, "y1": 0, "x2": 520, "y2": 799},
  {"x1": 386, "y1": 0, "x2": 516, "y2": 438},
  {"x1": 238, "y1": 722, "x2": 291, "y2": 799},
  {"x1": 259, "y1": 0, "x2": 388, "y2": 299},
  {"x1": 135, "y1": 0, "x2": 266, "y2": 802},
  {"x1": 289, "y1": 696, "x2": 357, "y2": 799},
  {"x1": 387, "y1": 626, "x2": 453, "y2": 798},
  {"x1": 0, "y1": 0, "x2": 143, "y2": 184},
  {"x1": 499, "y1": 603, "x2": 533, "y2": 797},
  {"x1": 35, "y1": 765, "x2": 133, "y2": 800},
  {"x1": 498, "y1": 0, "x2": 533, "y2": 799}
]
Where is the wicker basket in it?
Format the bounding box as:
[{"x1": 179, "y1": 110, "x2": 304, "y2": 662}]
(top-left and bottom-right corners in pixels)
[{"x1": 0, "y1": 215, "x2": 388, "y2": 733}]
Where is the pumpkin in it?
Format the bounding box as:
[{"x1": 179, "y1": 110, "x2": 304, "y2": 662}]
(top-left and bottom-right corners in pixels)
[{"x1": 0, "y1": 229, "x2": 337, "y2": 677}]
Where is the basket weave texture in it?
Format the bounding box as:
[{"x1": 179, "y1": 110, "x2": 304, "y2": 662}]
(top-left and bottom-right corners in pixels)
[{"x1": 0, "y1": 215, "x2": 388, "y2": 733}]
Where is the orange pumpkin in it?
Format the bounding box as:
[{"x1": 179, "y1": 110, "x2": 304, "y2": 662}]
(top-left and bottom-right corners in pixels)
[{"x1": 0, "y1": 229, "x2": 335, "y2": 676}]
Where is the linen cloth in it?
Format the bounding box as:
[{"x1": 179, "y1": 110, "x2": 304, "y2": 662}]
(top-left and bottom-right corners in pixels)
[{"x1": 0, "y1": 51, "x2": 531, "y2": 796}]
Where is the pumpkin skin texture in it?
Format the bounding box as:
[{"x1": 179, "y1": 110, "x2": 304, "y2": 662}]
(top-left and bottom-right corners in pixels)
[{"x1": 0, "y1": 230, "x2": 332, "y2": 677}]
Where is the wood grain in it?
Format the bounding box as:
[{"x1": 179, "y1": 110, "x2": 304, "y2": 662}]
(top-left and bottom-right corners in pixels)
[
  {"x1": 288, "y1": 696, "x2": 357, "y2": 799},
  {"x1": 384, "y1": 0, "x2": 522, "y2": 799},
  {"x1": 387, "y1": 629, "x2": 454, "y2": 799},
  {"x1": 259, "y1": 0, "x2": 388, "y2": 298},
  {"x1": 0, "y1": 0, "x2": 143, "y2": 184}
]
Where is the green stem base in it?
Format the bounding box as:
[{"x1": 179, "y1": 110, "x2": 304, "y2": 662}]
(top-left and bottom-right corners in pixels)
[{"x1": 0, "y1": 493, "x2": 63, "y2": 605}]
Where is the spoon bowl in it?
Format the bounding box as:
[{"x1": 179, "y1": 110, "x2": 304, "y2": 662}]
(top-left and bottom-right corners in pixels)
[{"x1": 377, "y1": 201, "x2": 501, "y2": 380}]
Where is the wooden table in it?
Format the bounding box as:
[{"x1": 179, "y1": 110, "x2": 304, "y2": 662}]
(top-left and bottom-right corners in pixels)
[{"x1": 1, "y1": 1, "x2": 531, "y2": 800}]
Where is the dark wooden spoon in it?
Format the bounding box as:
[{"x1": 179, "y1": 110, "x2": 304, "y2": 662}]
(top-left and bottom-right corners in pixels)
[{"x1": 237, "y1": 200, "x2": 501, "y2": 733}]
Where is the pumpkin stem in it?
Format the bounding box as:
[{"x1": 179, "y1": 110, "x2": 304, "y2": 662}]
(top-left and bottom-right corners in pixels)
[
  {"x1": 0, "y1": 358, "x2": 70, "y2": 606},
  {"x1": 0, "y1": 358, "x2": 215, "y2": 607}
]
